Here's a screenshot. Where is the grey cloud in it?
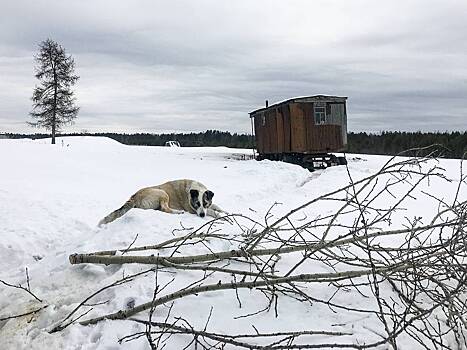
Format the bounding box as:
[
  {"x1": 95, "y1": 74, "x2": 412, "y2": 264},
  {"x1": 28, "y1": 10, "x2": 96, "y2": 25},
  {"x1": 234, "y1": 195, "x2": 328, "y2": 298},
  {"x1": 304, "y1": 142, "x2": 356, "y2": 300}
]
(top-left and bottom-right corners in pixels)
[{"x1": 0, "y1": 0, "x2": 466, "y2": 134}]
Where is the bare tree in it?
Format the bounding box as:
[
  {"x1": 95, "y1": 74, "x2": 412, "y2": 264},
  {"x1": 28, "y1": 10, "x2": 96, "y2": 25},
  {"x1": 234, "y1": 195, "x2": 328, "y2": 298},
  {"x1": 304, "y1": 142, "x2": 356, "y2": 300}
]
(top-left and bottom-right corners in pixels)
[{"x1": 29, "y1": 39, "x2": 79, "y2": 144}]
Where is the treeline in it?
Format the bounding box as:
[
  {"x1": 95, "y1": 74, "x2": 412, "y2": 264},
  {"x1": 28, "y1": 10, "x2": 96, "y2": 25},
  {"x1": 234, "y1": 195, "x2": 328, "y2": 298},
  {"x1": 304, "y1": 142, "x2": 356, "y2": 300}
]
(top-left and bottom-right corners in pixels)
[
  {"x1": 347, "y1": 131, "x2": 467, "y2": 159},
  {"x1": 2, "y1": 130, "x2": 467, "y2": 158},
  {"x1": 2, "y1": 130, "x2": 255, "y2": 148}
]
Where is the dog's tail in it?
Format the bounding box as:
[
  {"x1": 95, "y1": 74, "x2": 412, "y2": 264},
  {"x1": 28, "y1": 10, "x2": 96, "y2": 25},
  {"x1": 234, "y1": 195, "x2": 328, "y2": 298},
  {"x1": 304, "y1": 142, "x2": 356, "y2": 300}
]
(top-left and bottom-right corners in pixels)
[{"x1": 98, "y1": 198, "x2": 135, "y2": 226}]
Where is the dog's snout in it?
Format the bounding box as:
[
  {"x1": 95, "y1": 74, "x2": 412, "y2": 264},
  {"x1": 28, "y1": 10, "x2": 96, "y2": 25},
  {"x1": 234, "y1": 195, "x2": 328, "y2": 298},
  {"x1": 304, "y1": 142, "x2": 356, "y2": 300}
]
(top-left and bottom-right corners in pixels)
[{"x1": 199, "y1": 212, "x2": 205, "y2": 217}]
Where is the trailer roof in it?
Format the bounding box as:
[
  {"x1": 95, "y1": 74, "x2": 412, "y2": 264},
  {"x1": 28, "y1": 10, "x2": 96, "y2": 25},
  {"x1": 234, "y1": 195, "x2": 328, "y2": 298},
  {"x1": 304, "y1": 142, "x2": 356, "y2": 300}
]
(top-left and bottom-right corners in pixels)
[{"x1": 249, "y1": 95, "x2": 347, "y2": 116}]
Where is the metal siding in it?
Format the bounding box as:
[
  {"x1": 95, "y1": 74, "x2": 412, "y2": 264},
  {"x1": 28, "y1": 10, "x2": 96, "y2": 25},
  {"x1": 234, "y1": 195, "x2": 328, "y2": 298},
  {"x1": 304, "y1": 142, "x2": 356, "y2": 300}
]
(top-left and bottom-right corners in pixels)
[
  {"x1": 328, "y1": 103, "x2": 347, "y2": 149},
  {"x1": 263, "y1": 113, "x2": 270, "y2": 153},
  {"x1": 308, "y1": 124, "x2": 343, "y2": 152},
  {"x1": 276, "y1": 108, "x2": 285, "y2": 153},
  {"x1": 289, "y1": 103, "x2": 307, "y2": 152},
  {"x1": 268, "y1": 109, "x2": 278, "y2": 153},
  {"x1": 342, "y1": 105, "x2": 348, "y2": 147},
  {"x1": 298, "y1": 102, "x2": 344, "y2": 152},
  {"x1": 250, "y1": 95, "x2": 347, "y2": 115},
  {"x1": 252, "y1": 98, "x2": 347, "y2": 155},
  {"x1": 253, "y1": 115, "x2": 263, "y2": 154},
  {"x1": 282, "y1": 105, "x2": 292, "y2": 153},
  {"x1": 302, "y1": 103, "x2": 316, "y2": 151}
]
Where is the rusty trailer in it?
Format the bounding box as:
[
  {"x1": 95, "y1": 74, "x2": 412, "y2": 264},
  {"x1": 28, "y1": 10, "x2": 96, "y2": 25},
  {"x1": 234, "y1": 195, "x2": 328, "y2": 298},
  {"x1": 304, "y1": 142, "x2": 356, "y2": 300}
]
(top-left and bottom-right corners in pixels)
[{"x1": 249, "y1": 95, "x2": 348, "y2": 170}]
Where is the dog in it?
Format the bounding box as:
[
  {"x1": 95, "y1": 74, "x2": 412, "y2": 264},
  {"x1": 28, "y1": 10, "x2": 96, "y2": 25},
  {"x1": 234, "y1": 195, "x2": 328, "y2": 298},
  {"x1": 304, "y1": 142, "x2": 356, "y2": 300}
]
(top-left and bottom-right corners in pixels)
[{"x1": 98, "y1": 179, "x2": 226, "y2": 226}]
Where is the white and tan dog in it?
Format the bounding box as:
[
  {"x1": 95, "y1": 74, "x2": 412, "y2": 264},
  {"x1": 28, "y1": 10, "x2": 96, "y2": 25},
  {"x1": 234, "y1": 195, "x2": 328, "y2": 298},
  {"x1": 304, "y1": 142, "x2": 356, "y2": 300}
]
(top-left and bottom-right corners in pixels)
[{"x1": 98, "y1": 179, "x2": 226, "y2": 226}]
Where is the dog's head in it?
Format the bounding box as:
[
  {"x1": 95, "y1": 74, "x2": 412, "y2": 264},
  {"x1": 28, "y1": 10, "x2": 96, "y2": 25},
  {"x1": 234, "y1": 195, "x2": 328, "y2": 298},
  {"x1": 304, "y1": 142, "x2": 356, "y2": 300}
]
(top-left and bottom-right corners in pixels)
[{"x1": 189, "y1": 189, "x2": 214, "y2": 218}]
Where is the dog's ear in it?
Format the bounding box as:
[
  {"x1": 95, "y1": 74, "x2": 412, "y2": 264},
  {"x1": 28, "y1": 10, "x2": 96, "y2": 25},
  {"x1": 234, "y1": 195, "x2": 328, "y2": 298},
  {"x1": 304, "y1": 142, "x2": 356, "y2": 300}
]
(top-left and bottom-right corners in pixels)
[
  {"x1": 190, "y1": 189, "x2": 199, "y2": 198},
  {"x1": 205, "y1": 190, "x2": 214, "y2": 201}
]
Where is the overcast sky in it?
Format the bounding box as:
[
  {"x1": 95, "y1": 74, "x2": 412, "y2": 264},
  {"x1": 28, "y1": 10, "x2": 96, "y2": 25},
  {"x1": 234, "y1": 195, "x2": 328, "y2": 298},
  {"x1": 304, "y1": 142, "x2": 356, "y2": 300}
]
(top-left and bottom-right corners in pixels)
[{"x1": 1, "y1": 0, "x2": 466, "y2": 134}]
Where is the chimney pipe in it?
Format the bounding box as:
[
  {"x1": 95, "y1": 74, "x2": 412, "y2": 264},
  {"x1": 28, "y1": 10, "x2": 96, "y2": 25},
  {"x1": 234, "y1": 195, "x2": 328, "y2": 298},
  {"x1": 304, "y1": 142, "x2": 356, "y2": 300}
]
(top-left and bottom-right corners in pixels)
[{"x1": 265, "y1": 100, "x2": 269, "y2": 108}]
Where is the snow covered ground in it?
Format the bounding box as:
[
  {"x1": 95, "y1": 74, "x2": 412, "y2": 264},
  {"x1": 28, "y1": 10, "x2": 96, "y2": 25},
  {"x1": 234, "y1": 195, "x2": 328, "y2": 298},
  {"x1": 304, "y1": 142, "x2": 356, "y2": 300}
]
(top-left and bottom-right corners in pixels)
[{"x1": 0, "y1": 136, "x2": 465, "y2": 349}]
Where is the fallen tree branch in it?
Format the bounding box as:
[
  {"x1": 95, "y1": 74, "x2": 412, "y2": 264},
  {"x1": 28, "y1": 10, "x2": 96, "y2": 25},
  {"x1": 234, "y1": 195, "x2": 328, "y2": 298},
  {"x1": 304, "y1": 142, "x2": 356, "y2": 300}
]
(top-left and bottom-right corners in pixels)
[
  {"x1": 0, "y1": 269, "x2": 43, "y2": 303},
  {"x1": 69, "y1": 221, "x2": 460, "y2": 267},
  {"x1": 121, "y1": 319, "x2": 355, "y2": 349},
  {"x1": 79, "y1": 263, "x2": 413, "y2": 326},
  {"x1": 49, "y1": 267, "x2": 157, "y2": 333},
  {"x1": 0, "y1": 305, "x2": 48, "y2": 322}
]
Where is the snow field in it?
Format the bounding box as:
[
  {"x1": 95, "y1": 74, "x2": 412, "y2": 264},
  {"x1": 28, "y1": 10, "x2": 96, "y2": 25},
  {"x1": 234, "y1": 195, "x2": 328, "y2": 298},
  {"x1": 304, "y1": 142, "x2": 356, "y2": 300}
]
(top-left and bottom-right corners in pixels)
[{"x1": 0, "y1": 137, "x2": 465, "y2": 349}]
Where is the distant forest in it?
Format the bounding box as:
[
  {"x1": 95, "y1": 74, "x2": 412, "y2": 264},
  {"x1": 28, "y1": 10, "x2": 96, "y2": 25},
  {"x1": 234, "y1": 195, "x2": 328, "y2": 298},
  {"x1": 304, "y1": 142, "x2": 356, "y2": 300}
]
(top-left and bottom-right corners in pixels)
[
  {"x1": 3, "y1": 130, "x2": 467, "y2": 159},
  {"x1": 346, "y1": 131, "x2": 467, "y2": 159},
  {"x1": 3, "y1": 130, "x2": 254, "y2": 148}
]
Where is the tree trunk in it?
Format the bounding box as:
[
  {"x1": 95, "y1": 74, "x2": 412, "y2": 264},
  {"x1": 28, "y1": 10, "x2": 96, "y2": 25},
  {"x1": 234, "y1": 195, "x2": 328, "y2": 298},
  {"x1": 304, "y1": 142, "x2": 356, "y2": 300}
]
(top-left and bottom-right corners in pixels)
[
  {"x1": 51, "y1": 122, "x2": 56, "y2": 144},
  {"x1": 52, "y1": 65, "x2": 57, "y2": 145}
]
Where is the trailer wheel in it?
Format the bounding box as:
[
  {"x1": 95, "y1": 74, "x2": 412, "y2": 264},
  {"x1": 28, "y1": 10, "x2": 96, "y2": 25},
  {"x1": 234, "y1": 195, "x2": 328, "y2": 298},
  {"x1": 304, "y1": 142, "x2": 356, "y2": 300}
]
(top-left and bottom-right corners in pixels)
[
  {"x1": 337, "y1": 156, "x2": 347, "y2": 165},
  {"x1": 305, "y1": 163, "x2": 315, "y2": 172}
]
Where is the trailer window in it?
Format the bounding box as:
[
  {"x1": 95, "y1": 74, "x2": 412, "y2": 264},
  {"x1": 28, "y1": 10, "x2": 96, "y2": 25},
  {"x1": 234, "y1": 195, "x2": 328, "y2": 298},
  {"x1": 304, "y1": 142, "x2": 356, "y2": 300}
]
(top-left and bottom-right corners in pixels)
[{"x1": 314, "y1": 106, "x2": 326, "y2": 125}]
